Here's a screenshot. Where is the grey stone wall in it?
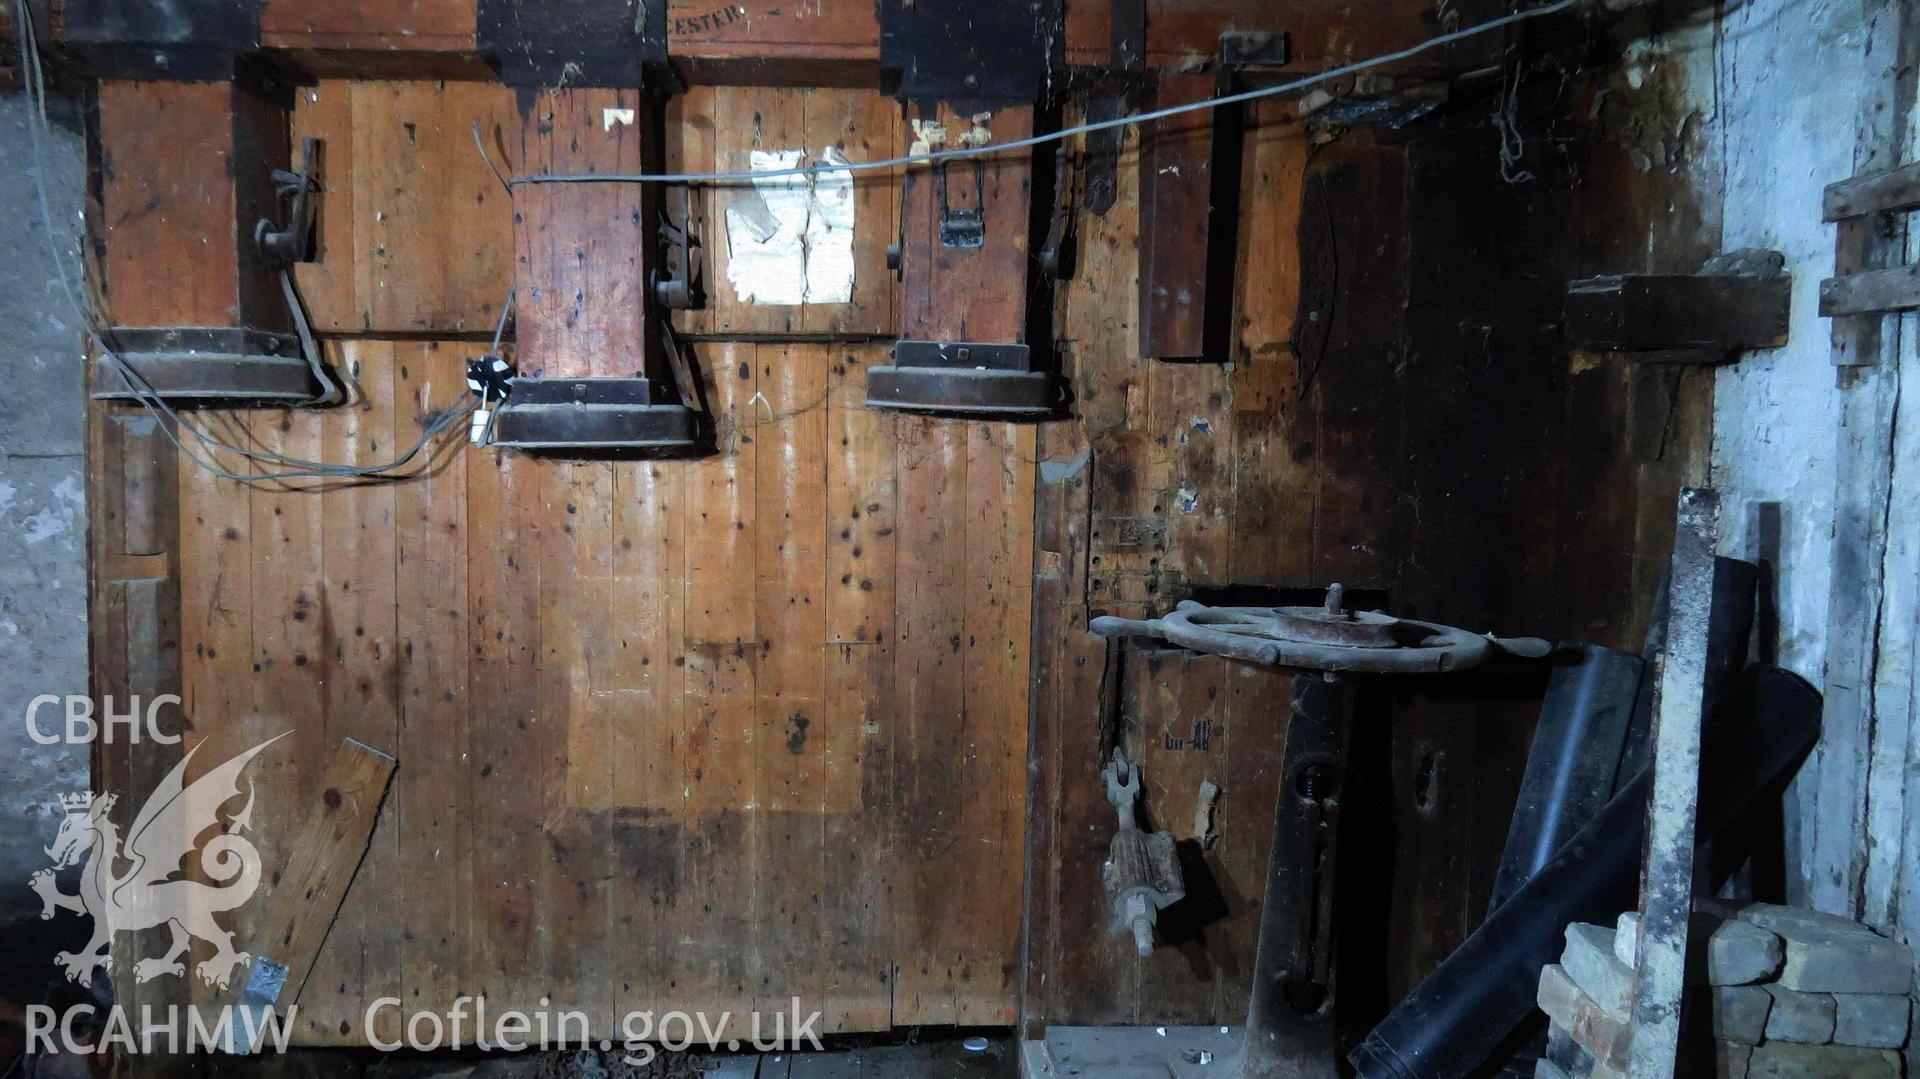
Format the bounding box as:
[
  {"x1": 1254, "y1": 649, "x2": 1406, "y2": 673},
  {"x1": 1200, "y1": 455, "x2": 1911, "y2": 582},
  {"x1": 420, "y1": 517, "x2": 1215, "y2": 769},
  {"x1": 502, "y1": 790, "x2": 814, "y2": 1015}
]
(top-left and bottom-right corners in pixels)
[{"x1": 0, "y1": 90, "x2": 90, "y2": 941}]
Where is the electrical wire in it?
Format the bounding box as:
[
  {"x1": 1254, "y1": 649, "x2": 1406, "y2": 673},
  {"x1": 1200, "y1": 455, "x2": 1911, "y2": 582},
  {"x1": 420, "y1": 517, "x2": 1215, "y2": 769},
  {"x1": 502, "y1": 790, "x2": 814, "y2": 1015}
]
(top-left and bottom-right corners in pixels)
[
  {"x1": 12, "y1": 0, "x2": 483, "y2": 486},
  {"x1": 499, "y1": 0, "x2": 1582, "y2": 188}
]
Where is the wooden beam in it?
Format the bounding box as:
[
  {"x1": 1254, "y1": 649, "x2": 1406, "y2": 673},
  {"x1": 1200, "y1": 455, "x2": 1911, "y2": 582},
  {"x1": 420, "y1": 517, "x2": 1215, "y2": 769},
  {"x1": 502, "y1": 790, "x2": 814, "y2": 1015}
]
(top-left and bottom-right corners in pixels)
[
  {"x1": 1823, "y1": 160, "x2": 1920, "y2": 220},
  {"x1": 222, "y1": 738, "x2": 397, "y2": 1052},
  {"x1": 1563, "y1": 273, "x2": 1791, "y2": 352},
  {"x1": 1819, "y1": 263, "x2": 1920, "y2": 317},
  {"x1": 512, "y1": 88, "x2": 653, "y2": 380},
  {"x1": 1626, "y1": 487, "x2": 1718, "y2": 1078}
]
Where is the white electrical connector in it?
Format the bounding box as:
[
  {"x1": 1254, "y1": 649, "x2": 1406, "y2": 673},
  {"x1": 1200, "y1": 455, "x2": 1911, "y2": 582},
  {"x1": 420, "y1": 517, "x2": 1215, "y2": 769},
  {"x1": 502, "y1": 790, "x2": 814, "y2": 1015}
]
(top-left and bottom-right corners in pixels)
[{"x1": 469, "y1": 404, "x2": 491, "y2": 445}]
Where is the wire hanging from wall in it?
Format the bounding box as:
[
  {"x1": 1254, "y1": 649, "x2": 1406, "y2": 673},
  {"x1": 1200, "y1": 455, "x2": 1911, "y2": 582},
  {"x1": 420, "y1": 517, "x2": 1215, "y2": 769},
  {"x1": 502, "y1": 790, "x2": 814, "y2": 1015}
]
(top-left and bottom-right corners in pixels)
[
  {"x1": 11, "y1": 0, "x2": 488, "y2": 487},
  {"x1": 481, "y1": 0, "x2": 1583, "y2": 188}
]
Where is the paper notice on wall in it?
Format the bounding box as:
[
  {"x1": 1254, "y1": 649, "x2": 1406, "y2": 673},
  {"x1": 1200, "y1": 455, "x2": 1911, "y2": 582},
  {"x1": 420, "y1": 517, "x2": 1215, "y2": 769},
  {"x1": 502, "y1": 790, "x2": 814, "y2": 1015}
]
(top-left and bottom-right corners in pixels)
[
  {"x1": 723, "y1": 147, "x2": 856, "y2": 307},
  {"x1": 804, "y1": 148, "x2": 855, "y2": 305}
]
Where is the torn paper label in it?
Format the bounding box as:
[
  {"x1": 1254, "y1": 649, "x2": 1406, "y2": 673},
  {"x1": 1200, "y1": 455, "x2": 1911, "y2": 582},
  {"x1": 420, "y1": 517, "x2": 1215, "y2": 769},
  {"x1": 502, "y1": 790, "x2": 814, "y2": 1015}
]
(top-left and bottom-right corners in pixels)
[
  {"x1": 723, "y1": 146, "x2": 856, "y2": 307},
  {"x1": 804, "y1": 147, "x2": 855, "y2": 305},
  {"x1": 725, "y1": 149, "x2": 809, "y2": 305}
]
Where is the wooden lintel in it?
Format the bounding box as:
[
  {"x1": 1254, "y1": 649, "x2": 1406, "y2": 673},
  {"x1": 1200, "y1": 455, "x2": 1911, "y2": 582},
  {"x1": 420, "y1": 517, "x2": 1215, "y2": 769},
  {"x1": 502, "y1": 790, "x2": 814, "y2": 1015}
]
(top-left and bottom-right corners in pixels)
[
  {"x1": 1819, "y1": 263, "x2": 1920, "y2": 317},
  {"x1": 1563, "y1": 272, "x2": 1791, "y2": 353},
  {"x1": 1823, "y1": 160, "x2": 1920, "y2": 221}
]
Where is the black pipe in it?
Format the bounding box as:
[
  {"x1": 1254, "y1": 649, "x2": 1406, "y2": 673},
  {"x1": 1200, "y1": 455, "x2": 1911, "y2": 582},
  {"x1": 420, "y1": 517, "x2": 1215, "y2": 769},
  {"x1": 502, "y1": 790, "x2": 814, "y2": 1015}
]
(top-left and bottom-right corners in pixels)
[
  {"x1": 1487, "y1": 644, "x2": 1646, "y2": 915},
  {"x1": 1348, "y1": 664, "x2": 1820, "y2": 1079}
]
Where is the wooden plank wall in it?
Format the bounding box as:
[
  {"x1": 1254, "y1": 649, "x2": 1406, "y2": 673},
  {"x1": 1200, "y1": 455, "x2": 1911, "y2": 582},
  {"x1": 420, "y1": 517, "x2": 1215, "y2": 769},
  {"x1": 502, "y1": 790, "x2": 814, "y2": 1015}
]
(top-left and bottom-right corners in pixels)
[
  {"x1": 165, "y1": 339, "x2": 1032, "y2": 1043},
  {"x1": 1024, "y1": 81, "x2": 1714, "y2": 1029},
  {"x1": 93, "y1": 41, "x2": 1714, "y2": 1048}
]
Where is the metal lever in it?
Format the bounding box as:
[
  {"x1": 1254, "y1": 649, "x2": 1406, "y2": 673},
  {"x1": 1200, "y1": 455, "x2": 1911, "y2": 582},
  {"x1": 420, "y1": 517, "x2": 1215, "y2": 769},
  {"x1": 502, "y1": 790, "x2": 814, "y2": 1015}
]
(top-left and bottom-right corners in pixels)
[
  {"x1": 653, "y1": 184, "x2": 703, "y2": 310},
  {"x1": 257, "y1": 137, "x2": 321, "y2": 268}
]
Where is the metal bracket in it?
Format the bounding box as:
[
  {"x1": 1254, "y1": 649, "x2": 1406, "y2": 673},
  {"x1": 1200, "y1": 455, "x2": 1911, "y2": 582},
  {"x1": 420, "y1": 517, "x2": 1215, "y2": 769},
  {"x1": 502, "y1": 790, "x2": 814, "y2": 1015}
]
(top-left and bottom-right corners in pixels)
[
  {"x1": 90, "y1": 327, "x2": 322, "y2": 404},
  {"x1": 256, "y1": 137, "x2": 321, "y2": 269},
  {"x1": 61, "y1": 0, "x2": 261, "y2": 79},
  {"x1": 936, "y1": 161, "x2": 987, "y2": 250},
  {"x1": 478, "y1": 0, "x2": 668, "y2": 87},
  {"x1": 878, "y1": 0, "x2": 1059, "y2": 106},
  {"x1": 1218, "y1": 30, "x2": 1292, "y2": 69},
  {"x1": 653, "y1": 184, "x2": 703, "y2": 310},
  {"x1": 488, "y1": 377, "x2": 706, "y2": 453},
  {"x1": 1040, "y1": 151, "x2": 1077, "y2": 281},
  {"x1": 864, "y1": 340, "x2": 1057, "y2": 418}
]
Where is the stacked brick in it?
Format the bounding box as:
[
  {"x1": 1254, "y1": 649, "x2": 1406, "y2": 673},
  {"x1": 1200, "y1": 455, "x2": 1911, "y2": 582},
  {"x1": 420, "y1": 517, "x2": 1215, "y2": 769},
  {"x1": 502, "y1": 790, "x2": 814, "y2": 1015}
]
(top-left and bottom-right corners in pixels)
[{"x1": 1534, "y1": 904, "x2": 1913, "y2": 1078}]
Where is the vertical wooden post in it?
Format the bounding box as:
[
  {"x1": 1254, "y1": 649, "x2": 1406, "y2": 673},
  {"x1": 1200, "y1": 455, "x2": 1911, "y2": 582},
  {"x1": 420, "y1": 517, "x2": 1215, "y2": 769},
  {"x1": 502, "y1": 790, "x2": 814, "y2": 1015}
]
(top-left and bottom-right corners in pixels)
[
  {"x1": 96, "y1": 78, "x2": 290, "y2": 330},
  {"x1": 898, "y1": 102, "x2": 1033, "y2": 343},
  {"x1": 512, "y1": 87, "x2": 652, "y2": 381},
  {"x1": 1626, "y1": 486, "x2": 1719, "y2": 1077}
]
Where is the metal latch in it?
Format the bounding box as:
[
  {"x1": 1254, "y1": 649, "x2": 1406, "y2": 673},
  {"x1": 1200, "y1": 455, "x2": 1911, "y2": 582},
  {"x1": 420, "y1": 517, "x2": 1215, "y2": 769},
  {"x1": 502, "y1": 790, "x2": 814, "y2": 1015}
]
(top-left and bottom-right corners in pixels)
[
  {"x1": 256, "y1": 137, "x2": 321, "y2": 268},
  {"x1": 653, "y1": 184, "x2": 703, "y2": 310},
  {"x1": 937, "y1": 160, "x2": 986, "y2": 249}
]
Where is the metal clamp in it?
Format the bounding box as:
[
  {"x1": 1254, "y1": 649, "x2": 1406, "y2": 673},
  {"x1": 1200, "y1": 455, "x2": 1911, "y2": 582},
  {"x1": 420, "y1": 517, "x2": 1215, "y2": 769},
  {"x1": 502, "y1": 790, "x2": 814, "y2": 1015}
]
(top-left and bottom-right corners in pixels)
[
  {"x1": 256, "y1": 138, "x2": 321, "y2": 268},
  {"x1": 937, "y1": 161, "x2": 987, "y2": 250}
]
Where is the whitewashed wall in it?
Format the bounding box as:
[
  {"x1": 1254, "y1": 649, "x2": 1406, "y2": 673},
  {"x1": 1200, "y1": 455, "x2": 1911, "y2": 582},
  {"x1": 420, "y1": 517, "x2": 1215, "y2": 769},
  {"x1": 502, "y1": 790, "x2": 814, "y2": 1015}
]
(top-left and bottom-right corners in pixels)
[{"x1": 1704, "y1": 0, "x2": 1919, "y2": 935}]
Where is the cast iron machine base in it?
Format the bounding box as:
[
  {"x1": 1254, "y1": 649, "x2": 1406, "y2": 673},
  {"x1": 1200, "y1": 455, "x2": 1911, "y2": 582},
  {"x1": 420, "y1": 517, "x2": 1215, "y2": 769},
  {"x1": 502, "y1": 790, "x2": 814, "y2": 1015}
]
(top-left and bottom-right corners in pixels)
[
  {"x1": 1091, "y1": 586, "x2": 1547, "y2": 1078},
  {"x1": 489, "y1": 376, "x2": 705, "y2": 453}
]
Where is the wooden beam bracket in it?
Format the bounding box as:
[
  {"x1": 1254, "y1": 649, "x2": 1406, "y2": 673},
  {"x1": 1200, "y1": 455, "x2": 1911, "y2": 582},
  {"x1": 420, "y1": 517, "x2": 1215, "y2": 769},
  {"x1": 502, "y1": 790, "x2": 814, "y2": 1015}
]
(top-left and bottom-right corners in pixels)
[
  {"x1": 61, "y1": 0, "x2": 260, "y2": 79},
  {"x1": 478, "y1": 0, "x2": 668, "y2": 87},
  {"x1": 1564, "y1": 249, "x2": 1791, "y2": 361},
  {"x1": 878, "y1": 0, "x2": 1058, "y2": 106}
]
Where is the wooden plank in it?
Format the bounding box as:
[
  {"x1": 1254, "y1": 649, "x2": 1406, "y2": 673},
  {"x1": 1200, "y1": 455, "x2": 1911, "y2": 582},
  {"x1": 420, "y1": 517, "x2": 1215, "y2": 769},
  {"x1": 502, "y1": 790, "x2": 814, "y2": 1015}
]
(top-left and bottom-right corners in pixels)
[
  {"x1": 391, "y1": 341, "x2": 471, "y2": 1038},
  {"x1": 247, "y1": 404, "x2": 332, "y2": 1012},
  {"x1": 304, "y1": 340, "x2": 400, "y2": 1045},
  {"x1": 898, "y1": 103, "x2": 1033, "y2": 344},
  {"x1": 225, "y1": 739, "x2": 398, "y2": 1051},
  {"x1": 803, "y1": 90, "x2": 900, "y2": 335},
  {"x1": 465, "y1": 434, "x2": 548, "y2": 1016},
  {"x1": 822, "y1": 344, "x2": 898, "y2": 1030},
  {"x1": 292, "y1": 80, "x2": 516, "y2": 334},
  {"x1": 540, "y1": 458, "x2": 617, "y2": 1032},
  {"x1": 96, "y1": 79, "x2": 284, "y2": 328},
  {"x1": 607, "y1": 449, "x2": 685, "y2": 1025},
  {"x1": 753, "y1": 342, "x2": 831, "y2": 1019},
  {"x1": 668, "y1": 0, "x2": 879, "y2": 68},
  {"x1": 679, "y1": 340, "x2": 761, "y2": 1026},
  {"x1": 1224, "y1": 101, "x2": 1313, "y2": 586},
  {"x1": 890, "y1": 411, "x2": 970, "y2": 1025},
  {"x1": 955, "y1": 417, "x2": 1034, "y2": 1025},
  {"x1": 1625, "y1": 487, "x2": 1718, "y2": 1078},
  {"x1": 1818, "y1": 263, "x2": 1920, "y2": 317},
  {"x1": 353, "y1": 82, "x2": 517, "y2": 335},
  {"x1": 1823, "y1": 159, "x2": 1920, "y2": 220},
  {"x1": 260, "y1": 0, "x2": 476, "y2": 52}
]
